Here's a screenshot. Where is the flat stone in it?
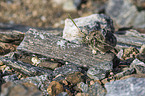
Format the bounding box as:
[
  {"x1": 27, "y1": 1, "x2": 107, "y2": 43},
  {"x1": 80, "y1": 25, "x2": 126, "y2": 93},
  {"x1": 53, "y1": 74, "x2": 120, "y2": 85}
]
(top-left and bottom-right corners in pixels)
[
  {"x1": 87, "y1": 67, "x2": 107, "y2": 80},
  {"x1": 0, "y1": 57, "x2": 52, "y2": 77},
  {"x1": 0, "y1": 82, "x2": 43, "y2": 96},
  {"x1": 38, "y1": 61, "x2": 59, "y2": 70},
  {"x1": 53, "y1": 64, "x2": 80, "y2": 77},
  {"x1": 130, "y1": 59, "x2": 145, "y2": 74},
  {"x1": 115, "y1": 30, "x2": 145, "y2": 49},
  {"x1": 17, "y1": 28, "x2": 116, "y2": 70},
  {"x1": 105, "y1": 77, "x2": 145, "y2": 96}
]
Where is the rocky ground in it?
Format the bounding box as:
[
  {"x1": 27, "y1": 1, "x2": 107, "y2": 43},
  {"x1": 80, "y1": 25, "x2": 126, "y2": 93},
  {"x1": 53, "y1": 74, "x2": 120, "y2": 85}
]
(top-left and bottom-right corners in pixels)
[{"x1": 0, "y1": 0, "x2": 145, "y2": 96}]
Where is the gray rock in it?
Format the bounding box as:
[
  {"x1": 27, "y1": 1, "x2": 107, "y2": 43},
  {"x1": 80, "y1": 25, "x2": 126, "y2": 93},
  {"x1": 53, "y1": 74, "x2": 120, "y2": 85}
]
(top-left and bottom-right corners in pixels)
[
  {"x1": 14, "y1": 74, "x2": 51, "y2": 96},
  {"x1": 87, "y1": 67, "x2": 107, "y2": 80},
  {"x1": 53, "y1": 64, "x2": 80, "y2": 77},
  {"x1": 130, "y1": 59, "x2": 145, "y2": 74},
  {"x1": 88, "y1": 81, "x2": 106, "y2": 96},
  {"x1": 133, "y1": 11, "x2": 145, "y2": 29},
  {"x1": 2, "y1": 74, "x2": 19, "y2": 82},
  {"x1": 77, "y1": 82, "x2": 89, "y2": 93},
  {"x1": 17, "y1": 28, "x2": 116, "y2": 70},
  {"x1": 0, "y1": 57, "x2": 52, "y2": 77},
  {"x1": 106, "y1": 0, "x2": 145, "y2": 29},
  {"x1": 116, "y1": 49, "x2": 124, "y2": 59},
  {"x1": 115, "y1": 30, "x2": 145, "y2": 49},
  {"x1": 63, "y1": 14, "x2": 115, "y2": 44},
  {"x1": 77, "y1": 81, "x2": 106, "y2": 96},
  {"x1": 105, "y1": 77, "x2": 145, "y2": 96},
  {"x1": 106, "y1": 0, "x2": 138, "y2": 28}
]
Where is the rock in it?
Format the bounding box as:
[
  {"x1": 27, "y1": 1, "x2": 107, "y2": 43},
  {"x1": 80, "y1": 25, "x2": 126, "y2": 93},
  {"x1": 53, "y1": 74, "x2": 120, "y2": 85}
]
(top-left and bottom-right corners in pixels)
[
  {"x1": 140, "y1": 44, "x2": 145, "y2": 54},
  {"x1": 132, "y1": 11, "x2": 145, "y2": 29},
  {"x1": 63, "y1": 14, "x2": 116, "y2": 46},
  {"x1": 38, "y1": 61, "x2": 59, "y2": 70},
  {"x1": 105, "y1": 77, "x2": 145, "y2": 96},
  {"x1": 106, "y1": 0, "x2": 145, "y2": 29},
  {"x1": 47, "y1": 81, "x2": 64, "y2": 96},
  {"x1": 2, "y1": 74, "x2": 19, "y2": 82},
  {"x1": 17, "y1": 28, "x2": 116, "y2": 70},
  {"x1": 88, "y1": 81, "x2": 106, "y2": 96},
  {"x1": 115, "y1": 30, "x2": 145, "y2": 49},
  {"x1": 77, "y1": 82, "x2": 89, "y2": 93},
  {"x1": 53, "y1": 64, "x2": 80, "y2": 77},
  {"x1": 0, "y1": 30, "x2": 24, "y2": 44},
  {"x1": 77, "y1": 81, "x2": 106, "y2": 95},
  {"x1": 57, "y1": 92, "x2": 69, "y2": 96},
  {"x1": 65, "y1": 72, "x2": 84, "y2": 85},
  {"x1": 130, "y1": 59, "x2": 145, "y2": 74},
  {"x1": 87, "y1": 67, "x2": 107, "y2": 80},
  {"x1": 0, "y1": 57, "x2": 53, "y2": 77},
  {"x1": 106, "y1": 0, "x2": 137, "y2": 28},
  {"x1": 0, "y1": 82, "x2": 43, "y2": 96},
  {"x1": 113, "y1": 68, "x2": 136, "y2": 79}
]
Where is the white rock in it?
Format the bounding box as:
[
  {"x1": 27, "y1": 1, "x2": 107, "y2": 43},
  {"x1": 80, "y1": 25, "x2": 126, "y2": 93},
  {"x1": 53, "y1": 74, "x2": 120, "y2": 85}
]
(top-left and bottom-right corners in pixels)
[{"x1": 62, "y1": 14, "x2": 115, "y2": 44}]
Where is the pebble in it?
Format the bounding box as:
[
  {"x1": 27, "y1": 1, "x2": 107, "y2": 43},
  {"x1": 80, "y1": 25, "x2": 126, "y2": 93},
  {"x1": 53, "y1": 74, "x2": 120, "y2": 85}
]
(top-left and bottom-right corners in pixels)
[{"x1": 47, "y1": 81, "x2": 64, "y2": 96}]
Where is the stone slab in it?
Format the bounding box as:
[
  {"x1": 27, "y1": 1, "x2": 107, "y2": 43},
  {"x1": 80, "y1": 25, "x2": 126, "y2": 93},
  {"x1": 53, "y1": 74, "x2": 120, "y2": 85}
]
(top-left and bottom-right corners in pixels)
[{"x1": 17, "y1": 28, "x2": 115, "y2": 70}]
